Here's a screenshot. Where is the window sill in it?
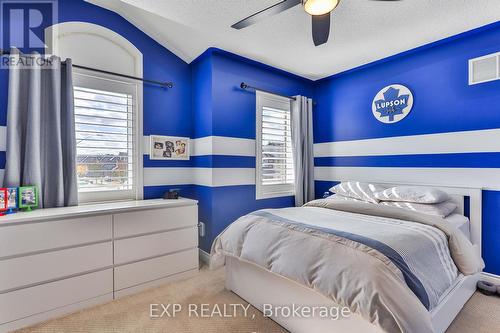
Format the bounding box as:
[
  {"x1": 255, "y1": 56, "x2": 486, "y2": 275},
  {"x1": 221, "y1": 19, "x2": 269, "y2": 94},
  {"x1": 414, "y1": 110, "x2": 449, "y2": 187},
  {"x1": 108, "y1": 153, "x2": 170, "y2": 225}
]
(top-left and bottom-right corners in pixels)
[{"x1": 256, "y1": 191, "x2": 295, "y2": 200}]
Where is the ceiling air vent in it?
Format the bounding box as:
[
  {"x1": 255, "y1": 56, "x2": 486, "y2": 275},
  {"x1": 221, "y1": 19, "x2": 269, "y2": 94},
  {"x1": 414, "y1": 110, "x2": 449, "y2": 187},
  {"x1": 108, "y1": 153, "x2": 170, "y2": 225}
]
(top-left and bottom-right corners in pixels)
[{"x1": 469, "y1": 52, "x2": 500, "y2": 85}]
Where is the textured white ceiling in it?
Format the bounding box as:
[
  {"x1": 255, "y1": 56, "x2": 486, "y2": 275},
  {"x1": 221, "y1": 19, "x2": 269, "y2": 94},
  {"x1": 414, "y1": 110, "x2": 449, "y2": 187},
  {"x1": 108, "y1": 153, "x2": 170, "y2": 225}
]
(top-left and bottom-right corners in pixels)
[{"x1": 87, "y1": 0, "x2": 500, "y2": 80}]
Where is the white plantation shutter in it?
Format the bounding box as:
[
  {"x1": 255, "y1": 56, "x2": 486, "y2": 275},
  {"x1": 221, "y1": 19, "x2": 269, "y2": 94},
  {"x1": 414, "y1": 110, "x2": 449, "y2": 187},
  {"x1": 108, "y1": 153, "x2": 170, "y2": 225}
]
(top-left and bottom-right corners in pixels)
[
  {"x1": 256, "y1": 91, "x2": 295, "y2": 199},
  {"x1": 73, "y1": 73, "x2": 141, "y2": 203},
  {"x1": 261, "y1": 107, "x2": 294, "y2": 184}
]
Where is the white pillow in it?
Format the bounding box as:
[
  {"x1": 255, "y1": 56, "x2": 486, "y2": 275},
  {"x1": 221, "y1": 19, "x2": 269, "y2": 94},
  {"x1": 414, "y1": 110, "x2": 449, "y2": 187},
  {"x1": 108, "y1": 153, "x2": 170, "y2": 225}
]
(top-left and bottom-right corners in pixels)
[
  {"x1": 374, "y1": 186, "x2": 450, "y2": 204},
  {"x1": 379, "y1": 200, "x2": 457, "y2": 218},
  {"x1": 329, "y1": 182, "x2": 386, "y2": 203},
  {"x1": 445, "y1": 214, "x2": 471, "y2": 239},
  {"x1": 325, "y1": 194, "x2": 369, "y2": 203}
]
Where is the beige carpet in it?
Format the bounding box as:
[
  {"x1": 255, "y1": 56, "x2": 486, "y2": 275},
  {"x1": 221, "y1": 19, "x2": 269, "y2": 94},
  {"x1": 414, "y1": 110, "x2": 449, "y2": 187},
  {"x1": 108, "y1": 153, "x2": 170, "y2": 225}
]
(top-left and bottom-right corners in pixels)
[{"x1": 15, "y1": 267, "x2": 500, "y2": 333}]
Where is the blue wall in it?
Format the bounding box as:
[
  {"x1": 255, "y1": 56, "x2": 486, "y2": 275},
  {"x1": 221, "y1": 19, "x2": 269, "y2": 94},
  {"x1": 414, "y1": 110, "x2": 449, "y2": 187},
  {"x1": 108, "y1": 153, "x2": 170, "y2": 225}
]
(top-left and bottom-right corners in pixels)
[
  {"x1": 0, "y1": 0, "x2": 193, "y2": 195},
  {"x1": 209, "y1": 50, "x2": 314, "y2": 138},
  {"x1": 0, "y1": 0, "x2": 315, "y2": 253},
  {"x1": 313, "y1": 22, "x2": 500, "y2": 275},
  {"x1": 1, "y1": 0, "x2": 498, "y2": 272},
  {"x1": 191, "y1": 49, "x2": 314, "y2": 251},
  {"x1": 314, "y1": 21, "x2": 500, "y2": 143},
  {"x1": 1, "y1": 0, "x2": 192, "y2": 136},
  {"x1": 191, "y1": 52, "x2": 213, "y2": 139},
  {"x1": 483, "y1": 190, "x2": 500, "y2": 274},
  {"x1": 60, "y1": 0, "x2": 192, "y2": 138}
]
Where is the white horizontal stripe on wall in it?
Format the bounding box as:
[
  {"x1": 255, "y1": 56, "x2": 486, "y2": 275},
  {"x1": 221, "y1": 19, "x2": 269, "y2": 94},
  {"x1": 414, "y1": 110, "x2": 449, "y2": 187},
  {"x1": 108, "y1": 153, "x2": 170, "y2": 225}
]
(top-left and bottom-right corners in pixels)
[
  {"x1": 193, "y1": 168, "x2": 255, "y2": 187},
  {"x1": 315, "y1": 166, "x2": 500, "y2": 190},
  {"x1": 192, "y1": 136, "x2": 255, "y2": 157},
  {"x1": 0, "y1": 126, "x2": 6, "y2": 151},
  {"x1": 144, "y1": 167, "x2": 255, "y2": 187},
  {"x1": 314, "y1": 128, "x2": 500, "y2": 157},
  {"x1": 142, "y1": 136, "x2": 148, "y2": 155},
  {"x1": 0, "y1": 132, "x2": 255, "y2": 157},
  {"x1": 143, "y1": 136, "x2": 255, "y2": 157},
  {"x1": 143, "y1": 168, "x2": 193, "y2": 186}
]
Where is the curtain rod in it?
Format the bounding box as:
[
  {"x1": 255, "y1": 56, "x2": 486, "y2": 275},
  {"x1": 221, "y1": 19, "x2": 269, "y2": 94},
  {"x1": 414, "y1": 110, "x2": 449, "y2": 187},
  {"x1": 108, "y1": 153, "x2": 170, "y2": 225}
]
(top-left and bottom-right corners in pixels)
[
  {"x1": 240, "y1": 82, "x2": 296, "y2": 101},
  {"x1": 0, "y1": 49, "x2": 173, "y2": 89}
]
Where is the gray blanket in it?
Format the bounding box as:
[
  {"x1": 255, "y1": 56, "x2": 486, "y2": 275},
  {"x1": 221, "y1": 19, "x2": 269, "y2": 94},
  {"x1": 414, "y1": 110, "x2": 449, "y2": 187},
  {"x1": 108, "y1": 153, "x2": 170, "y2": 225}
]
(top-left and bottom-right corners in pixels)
[{"x1": 211, "y1": 199, "x2": 483, "y2": 333}]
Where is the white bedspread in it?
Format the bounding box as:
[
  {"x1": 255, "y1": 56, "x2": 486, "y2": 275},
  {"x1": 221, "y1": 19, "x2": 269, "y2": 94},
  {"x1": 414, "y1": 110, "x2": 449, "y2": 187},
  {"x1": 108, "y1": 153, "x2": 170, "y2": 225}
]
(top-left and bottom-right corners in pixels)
[{"x1": 211, "y1": 200, "x2": 483, "y2": 333}]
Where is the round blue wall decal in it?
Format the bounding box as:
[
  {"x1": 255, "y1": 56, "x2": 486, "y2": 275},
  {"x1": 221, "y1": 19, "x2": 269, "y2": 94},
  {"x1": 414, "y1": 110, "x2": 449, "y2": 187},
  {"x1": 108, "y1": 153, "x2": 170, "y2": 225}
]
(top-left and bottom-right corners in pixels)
[{"x1": 372, "y1": 84, "x2": 414, "y2": 123}]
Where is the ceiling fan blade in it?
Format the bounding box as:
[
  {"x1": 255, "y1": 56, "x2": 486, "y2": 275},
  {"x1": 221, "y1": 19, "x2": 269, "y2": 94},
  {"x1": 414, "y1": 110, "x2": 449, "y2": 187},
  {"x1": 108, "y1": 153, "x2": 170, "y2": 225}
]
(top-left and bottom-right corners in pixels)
[
  {"x1": 312, "y1": 13, "x2": 330, "y2": 46},
  {"x1": 231, "y1": 0, "x2": 301, "y2": 29}
]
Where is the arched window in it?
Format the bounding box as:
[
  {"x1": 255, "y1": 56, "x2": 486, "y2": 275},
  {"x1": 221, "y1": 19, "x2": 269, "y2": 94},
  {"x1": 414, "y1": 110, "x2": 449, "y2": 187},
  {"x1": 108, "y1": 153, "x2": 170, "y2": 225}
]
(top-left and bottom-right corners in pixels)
[{"x1": 46, "y1": 22, "x2": 144, "y2": 202}]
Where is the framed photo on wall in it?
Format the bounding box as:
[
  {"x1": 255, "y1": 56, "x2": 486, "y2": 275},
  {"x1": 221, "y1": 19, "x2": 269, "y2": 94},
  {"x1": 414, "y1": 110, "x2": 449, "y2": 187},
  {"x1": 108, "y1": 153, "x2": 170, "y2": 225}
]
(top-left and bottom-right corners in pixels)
[{"x1": 150, "y1": 135, "x2": 190, "y2": 160}]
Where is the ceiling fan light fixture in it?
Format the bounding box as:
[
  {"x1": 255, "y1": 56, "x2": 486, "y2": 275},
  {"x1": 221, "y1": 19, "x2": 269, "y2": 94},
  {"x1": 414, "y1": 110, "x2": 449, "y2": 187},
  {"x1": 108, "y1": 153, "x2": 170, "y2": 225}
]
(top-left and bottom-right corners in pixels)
[{"x1": 303, "y1": 0, "x2": 340, "y2": 16}]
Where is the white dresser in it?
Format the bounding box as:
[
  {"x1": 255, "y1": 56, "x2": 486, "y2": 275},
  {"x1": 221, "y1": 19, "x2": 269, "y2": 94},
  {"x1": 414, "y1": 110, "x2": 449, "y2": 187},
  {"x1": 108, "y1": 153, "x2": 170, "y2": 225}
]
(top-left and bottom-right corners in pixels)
[{"x1": 0, "y1": 199, "x2": 199, "y2": 333}]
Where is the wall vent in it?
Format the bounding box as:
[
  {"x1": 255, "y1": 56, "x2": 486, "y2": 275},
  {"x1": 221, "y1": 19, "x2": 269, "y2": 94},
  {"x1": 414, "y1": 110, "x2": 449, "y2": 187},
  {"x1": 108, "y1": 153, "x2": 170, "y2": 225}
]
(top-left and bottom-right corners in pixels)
[{"x1": 469, "y1": 52, "x2": 500, "y2": 85}]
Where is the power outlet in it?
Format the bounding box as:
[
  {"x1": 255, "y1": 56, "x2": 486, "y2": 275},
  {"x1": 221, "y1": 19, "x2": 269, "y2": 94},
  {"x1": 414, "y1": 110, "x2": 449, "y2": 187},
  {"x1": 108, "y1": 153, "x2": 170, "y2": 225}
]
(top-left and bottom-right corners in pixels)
[{"x1": 198, "y1": 221, "x2": 205, "y2": 237}]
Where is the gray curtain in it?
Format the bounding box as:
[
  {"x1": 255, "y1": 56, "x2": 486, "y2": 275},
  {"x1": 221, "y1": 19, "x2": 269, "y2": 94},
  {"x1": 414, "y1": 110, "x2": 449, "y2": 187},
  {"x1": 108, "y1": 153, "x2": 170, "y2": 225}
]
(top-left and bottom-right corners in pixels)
[
  {"x1": 3, "y1": 48, "x2": 78, "y2": 208},
  {"x1": 291, "y1": 96, "x2": 315, "y2": 207}
]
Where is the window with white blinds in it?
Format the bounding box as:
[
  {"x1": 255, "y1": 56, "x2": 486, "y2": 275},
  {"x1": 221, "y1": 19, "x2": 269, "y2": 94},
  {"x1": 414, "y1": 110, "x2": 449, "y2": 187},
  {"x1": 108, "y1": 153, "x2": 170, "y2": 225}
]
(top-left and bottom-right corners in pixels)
[
  {"x1": 256, "y1": 91, "x2": 295, "y2": 199},
  {"x1": 73, "y1": 73, "x2": 141, "y2": 203}
]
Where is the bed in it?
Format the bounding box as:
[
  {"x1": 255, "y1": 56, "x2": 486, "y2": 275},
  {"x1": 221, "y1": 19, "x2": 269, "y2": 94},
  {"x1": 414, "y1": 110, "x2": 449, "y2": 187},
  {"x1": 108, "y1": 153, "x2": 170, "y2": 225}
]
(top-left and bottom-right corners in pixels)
[{"x1": 211, "y1": 184, "x2": 483, "y2": 333}]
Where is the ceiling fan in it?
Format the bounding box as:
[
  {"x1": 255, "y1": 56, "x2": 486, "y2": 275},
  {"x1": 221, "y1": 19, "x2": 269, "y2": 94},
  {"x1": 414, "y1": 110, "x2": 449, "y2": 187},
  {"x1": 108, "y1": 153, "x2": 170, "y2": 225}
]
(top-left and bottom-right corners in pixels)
[{"x1": 231, "y1": 0, "x2": 400, "y2": 46}]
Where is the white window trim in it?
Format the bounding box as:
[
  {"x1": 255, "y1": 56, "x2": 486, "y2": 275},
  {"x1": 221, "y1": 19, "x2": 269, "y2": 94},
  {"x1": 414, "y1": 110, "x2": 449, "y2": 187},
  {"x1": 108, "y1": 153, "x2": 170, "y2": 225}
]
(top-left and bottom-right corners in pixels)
[
  {"x1": 45, "y1": 21, "x2": 144, "y2": 204},
  {"x1": 255, "y1": 91, "x2": 295, "y2": 200},
  {"x1": 74, "y1": 70, "x2": 144, "y2": 204}
]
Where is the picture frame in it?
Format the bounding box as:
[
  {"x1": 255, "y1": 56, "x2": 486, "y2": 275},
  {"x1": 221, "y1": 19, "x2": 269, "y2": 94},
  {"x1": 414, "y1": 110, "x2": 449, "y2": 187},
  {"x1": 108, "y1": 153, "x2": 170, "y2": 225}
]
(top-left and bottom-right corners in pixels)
[
  {"x1": 150, "y1": 135, "x2": 190, "y2": 160},
  {"x1": 0, "y1": 188, "x2": 7, "y2": 215},
  {"x1": 18, "y1": 186, "x2": 38, "y2": 211},
  {"x1": 6, "y1": 187, "x2": 18, "y2": 214}
]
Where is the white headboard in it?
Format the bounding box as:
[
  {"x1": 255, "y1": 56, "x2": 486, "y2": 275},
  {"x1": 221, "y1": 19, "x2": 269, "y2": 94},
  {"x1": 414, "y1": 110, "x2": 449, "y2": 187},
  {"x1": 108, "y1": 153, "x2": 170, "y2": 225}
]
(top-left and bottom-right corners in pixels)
[{"x1": 376, "y1": 182, "x2": 482, "y2": 253}]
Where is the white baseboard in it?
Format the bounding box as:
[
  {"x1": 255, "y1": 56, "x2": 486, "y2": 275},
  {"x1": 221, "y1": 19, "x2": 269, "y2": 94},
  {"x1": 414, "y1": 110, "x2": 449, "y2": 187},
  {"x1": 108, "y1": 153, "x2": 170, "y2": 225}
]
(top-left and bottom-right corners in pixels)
[
  {"x1": 481, "y1": 272, "x2": 500, "y2": 284},
  {"x1": 199, "y1": 249, "x2": 210, "y2": 265}
]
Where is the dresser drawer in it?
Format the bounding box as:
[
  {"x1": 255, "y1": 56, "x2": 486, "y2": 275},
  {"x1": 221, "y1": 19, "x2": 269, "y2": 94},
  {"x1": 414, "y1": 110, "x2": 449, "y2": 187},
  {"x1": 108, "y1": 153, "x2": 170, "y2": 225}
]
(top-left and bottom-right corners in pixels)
[
  {"x1": 0, "y1": 215, "x2": 112, "y2": 259},
  {"x1": 114, "y1": 227, "x2": 197, "y2": 265},
  {"x1": 115, "y1": 248, "x2": 198, "y2": 290},
  {"x1": 113, "y1": 205, "x2": 197, "y2": 238},
  {"x1": 0, "y1": 242, "x2": 112, "y2": 293},
  {"x1": 0, "y1": 269, "x2": 112, "y2": 325}
]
